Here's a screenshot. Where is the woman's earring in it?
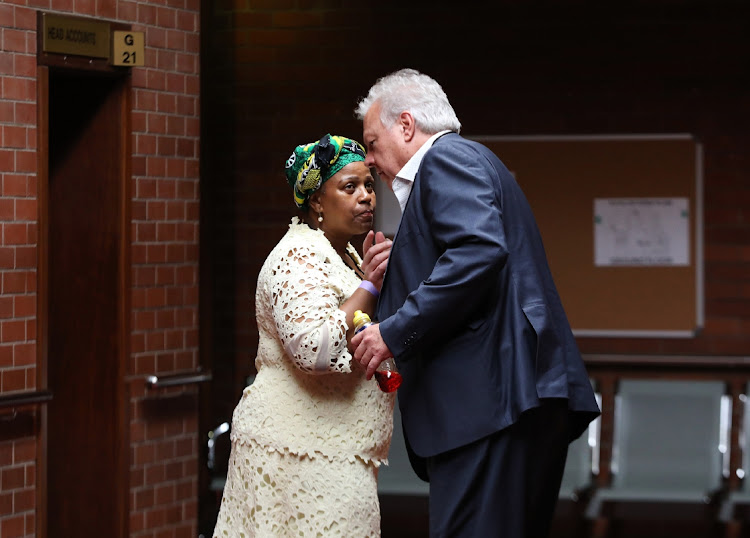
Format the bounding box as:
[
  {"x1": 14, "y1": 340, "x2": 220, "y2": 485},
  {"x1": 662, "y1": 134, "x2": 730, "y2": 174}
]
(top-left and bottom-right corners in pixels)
[{"x1": 318, "y1": 213, "x2": 323, "y2": 223}]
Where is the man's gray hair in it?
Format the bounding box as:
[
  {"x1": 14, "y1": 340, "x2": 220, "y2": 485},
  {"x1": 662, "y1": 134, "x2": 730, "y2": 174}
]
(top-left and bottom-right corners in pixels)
[{"x1": 355, "y1": 68, "x2": 462, "y2": 134}]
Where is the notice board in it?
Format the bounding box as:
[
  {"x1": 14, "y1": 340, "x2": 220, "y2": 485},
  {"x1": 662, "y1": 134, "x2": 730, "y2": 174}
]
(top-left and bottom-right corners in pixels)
[{"x1": 473, "y1": 135, "x2": 703, "y2": 337}]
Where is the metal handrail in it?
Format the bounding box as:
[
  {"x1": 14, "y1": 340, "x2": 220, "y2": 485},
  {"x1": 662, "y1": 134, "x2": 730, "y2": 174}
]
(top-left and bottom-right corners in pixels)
[
  {"x1": 0, "y1": 389, "x2": 53, "y2": 420},
  {"x1": 145, "y1": 369, "x2": 212, "y2": 389},
  {"x1": 0, "y1": 389, "x2": 53, "y2": 409}
]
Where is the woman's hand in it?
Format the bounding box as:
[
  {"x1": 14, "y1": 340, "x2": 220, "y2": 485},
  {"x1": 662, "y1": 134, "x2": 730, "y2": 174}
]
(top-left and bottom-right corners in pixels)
[{"x1": 361, "y1": 230, "x2": 392, "y2": 290}]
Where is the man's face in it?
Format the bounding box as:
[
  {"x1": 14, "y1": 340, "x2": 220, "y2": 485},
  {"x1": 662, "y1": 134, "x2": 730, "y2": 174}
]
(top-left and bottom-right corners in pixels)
[{"x1": 362, "y1": 102, "x2": 410, "y2": 191}]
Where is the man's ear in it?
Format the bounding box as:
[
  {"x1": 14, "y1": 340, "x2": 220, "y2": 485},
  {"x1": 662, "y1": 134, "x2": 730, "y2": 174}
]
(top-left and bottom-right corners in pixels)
[{"x1": 399, "y1": 111, "x2": 416, "y2": 142}]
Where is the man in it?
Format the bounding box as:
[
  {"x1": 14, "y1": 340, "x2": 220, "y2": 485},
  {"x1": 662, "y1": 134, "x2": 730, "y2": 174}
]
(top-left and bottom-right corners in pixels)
[{"x1": 352, "y1": 68, "x2": 600, "y2": 538}]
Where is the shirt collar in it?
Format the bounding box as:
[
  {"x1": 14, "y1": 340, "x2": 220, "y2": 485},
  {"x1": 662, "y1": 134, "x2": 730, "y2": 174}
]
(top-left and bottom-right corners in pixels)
[{"x1": 392, "y1": 130, "x2": 451, "y2": 213}]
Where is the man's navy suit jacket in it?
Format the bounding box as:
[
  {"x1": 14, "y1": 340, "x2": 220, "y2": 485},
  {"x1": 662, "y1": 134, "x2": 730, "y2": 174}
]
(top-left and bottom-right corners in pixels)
[{"x1": 377, "y1": 133, "x2": 600, "y2": 467}]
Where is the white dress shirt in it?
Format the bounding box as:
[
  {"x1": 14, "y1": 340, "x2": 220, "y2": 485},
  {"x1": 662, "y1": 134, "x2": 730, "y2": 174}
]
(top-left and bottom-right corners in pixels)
[{"x1": 392, "y1": 130, "x2": 451, "y2": 214}]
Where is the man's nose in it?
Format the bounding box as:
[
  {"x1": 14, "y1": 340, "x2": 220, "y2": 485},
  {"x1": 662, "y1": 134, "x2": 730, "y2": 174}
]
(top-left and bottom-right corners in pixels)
[{"x1": 364, "y1": 154, "x2": 374, "y2": 167}]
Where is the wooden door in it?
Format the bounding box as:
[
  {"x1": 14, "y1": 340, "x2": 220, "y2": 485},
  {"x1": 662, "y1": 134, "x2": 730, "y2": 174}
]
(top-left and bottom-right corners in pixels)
[{"x1": 40, "y1": 67, "x2": 129, "y2": 538}]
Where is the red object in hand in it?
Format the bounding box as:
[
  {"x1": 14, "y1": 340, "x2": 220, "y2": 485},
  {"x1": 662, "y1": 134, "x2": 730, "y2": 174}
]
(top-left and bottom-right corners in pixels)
[{"x1": 375, "y1": 369, "x2": 402, "y2": 393}]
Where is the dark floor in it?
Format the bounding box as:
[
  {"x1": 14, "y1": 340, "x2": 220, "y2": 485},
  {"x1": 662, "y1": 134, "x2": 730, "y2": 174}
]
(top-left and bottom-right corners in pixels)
[{"x1": 379, "y1": 495, "x2": 731, "y2": 538}]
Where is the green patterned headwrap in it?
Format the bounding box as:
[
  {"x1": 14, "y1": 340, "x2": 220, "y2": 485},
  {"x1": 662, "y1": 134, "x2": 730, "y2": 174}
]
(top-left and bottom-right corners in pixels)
[{"x1": 284, "y1": 134, "x2": 367, "y2": 208}]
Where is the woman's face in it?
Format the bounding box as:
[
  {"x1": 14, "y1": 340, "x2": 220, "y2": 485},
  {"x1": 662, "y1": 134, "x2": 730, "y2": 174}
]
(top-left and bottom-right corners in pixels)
[{"x1": 313, "y1": 160, "x2": 376, "y2": 241}]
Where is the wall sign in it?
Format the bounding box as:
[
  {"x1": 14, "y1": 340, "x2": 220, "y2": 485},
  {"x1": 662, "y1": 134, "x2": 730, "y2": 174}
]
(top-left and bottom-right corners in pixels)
[
  {"x1": 40, "y1": 12, "x2": 144, "y2": 67},
  {"x1": 111, "y1": 31, "x2": 145, "y2": 66},
  {"x1": 42, "y1": 13, "x2": 111, "y2": 59}
]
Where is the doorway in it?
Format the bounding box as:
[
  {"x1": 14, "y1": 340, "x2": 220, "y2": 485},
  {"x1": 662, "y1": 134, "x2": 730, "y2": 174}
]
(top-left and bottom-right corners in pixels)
[{"x1": 39, "y1": 66, "x2": 130, "y2": 537}]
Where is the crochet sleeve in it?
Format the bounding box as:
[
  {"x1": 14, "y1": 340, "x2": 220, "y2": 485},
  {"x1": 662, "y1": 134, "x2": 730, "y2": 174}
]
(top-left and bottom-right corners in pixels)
[{"x1": 268, "y1": 242, "x2": 353, "y2": 374}]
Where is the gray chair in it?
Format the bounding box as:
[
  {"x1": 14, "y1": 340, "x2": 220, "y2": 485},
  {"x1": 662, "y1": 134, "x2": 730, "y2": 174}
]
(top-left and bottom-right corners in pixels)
[
  {"x1": 719, "y1": 386, "x2": 750, "y2": 524},
  {"x1": 586, "y1": 379, "x2": 729, "y2": 520},
  {"x1": 378, "y1": 396, "x2": 429, "y2": 496},
  {"x1": 560, "y1": 392, "x2": 601, "y2": 502}
]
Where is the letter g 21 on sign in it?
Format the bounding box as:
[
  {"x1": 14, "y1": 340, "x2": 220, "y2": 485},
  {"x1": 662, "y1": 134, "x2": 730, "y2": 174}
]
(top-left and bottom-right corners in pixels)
[{"x1": 111, "y1": 31, "x2": 145, "y2": 66}]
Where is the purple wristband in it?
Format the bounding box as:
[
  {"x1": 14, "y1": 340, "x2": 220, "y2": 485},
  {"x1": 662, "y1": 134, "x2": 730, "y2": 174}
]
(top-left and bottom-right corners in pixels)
[{"x1": 358, "y1": 280, "x2": 380, "y2": 298}]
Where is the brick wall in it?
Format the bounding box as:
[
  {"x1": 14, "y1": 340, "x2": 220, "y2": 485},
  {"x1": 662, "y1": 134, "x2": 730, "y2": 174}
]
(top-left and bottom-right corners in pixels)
[
  {"x1": 128, "y1": 0, "x2": 200, "y2": 534},
  {"x1": 1, "y1": 1, "x2": 42, "y2": 536},
  {"x1": 0, "y1": 0, "x2": 200, "y2": 536},
  {"x1": 201, "y1": 1, "x2": 750, "y2": 421}
]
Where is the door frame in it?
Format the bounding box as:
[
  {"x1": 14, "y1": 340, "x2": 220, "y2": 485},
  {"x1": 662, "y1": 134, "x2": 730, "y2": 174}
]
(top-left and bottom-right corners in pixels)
[{"x1": 36, "y1": 35, "x2": 132, "y2": 538}]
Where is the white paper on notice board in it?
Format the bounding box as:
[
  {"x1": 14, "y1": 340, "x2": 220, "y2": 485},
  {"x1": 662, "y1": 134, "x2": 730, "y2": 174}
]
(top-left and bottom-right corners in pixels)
[{"x1": 594, "y1": 197, "x2": 690, "y2": 266}]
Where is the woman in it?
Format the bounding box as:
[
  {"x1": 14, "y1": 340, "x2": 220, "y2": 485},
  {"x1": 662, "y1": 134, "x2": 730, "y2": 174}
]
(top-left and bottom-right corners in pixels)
[{"x1": 213, "y1": 134, "x2": 395, "y2": 537}]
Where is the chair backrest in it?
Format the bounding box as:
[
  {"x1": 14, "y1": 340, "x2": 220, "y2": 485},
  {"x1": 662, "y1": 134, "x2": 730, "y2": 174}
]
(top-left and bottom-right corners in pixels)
[{"x1": 611, "y1": 379, "x2": 726, "y2": 492}]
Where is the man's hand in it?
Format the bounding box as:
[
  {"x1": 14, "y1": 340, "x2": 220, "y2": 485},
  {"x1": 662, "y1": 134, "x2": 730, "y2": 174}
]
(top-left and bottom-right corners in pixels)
[
  {"x1": 352, "y1": 322, "x2": 394, "y2": 379},
  {"x1": 360, "y1": 231, "x2": 391, "y2": 290}
]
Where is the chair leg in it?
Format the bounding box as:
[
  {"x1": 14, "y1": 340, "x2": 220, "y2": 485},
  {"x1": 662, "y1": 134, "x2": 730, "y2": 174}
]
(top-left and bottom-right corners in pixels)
[
  {"x1": 726, "y1": 519, "x2": 742, "y2": 538},
  {"x1": 591, "y1": 516, "x2": 609, "y2": 538}
]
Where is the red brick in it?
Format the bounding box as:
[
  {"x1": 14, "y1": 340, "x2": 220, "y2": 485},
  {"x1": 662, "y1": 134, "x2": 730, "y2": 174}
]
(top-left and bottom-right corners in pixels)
[
  {"x1": 0, "y1": 102, "x2": 13, "y2": 122},
  {"x1": 13, "y1": 488, "x2": 34, "y2": 512},
  {"x1": 74, "y1": 0, "x2": 96, "y2": 16},
  {"x1": 166, "y1": 158, "x2": 185, "y2": 178},
  {"x1": 137, "y1": 134, "x2": 157, "y2": 155},
  {"x1": 23, "y1": 268, "x2": 35, "y2": 292},
  {"x1": 144, "y1": 332, "x2": 167, "y2": 355},
  {"x1": 0, "y1": 514, "x2": 25, "y2": 538},
  {"x1": 13, "y1": 54, "x2": 34, "y2": 77},
  {"x1": 2, "y1": 269, "x2": 26, "y2": 293},
  {"x1": 0, "y1": 367, "x2": 25, "y2": 391},
  {"x1": 14, "y1": 246, "x2": 34, "y2": 268},
  {"x1": 146, "y1": 156, "x2": 167, "y2": 177},
  {"x1": 147, "y1": 113, "x2": 167, "y2": 134},
  {"x1": 0, "y1": 296, "x2": 12, "y2": 319},
  {"x1": 156, "y1": 6, "x2": 177, "y2": 29},
  {"x1": 0, "y1": 51, "x2": 12, "y2": 76},
  {"x1": 13, "y1": 295, "x2": 34, "y2": 318},
  {"x1": 157, "y1": 136, "x2": 176, "y2": 156},
  {"x1": 4, "y1": 29, "x2": 27, "y2": 53},
  {"x1": 157, "y1": 180, "x2": 177, "y2": 199},
  {"x1": 177, "y1": 10, "x2": 196, "y2": 32},
  {"x1": 137, "y1": 178, "x2": 158, "y2": 199},
  {"x1": 2, "y1": 320, "x2": 25, "y2": 342},
  {"x1": 14, "y1": 151, "x2": 35, "y2": 173},
  {"x1": 96, "y1": 0, "x2": 116, "y2": 19},
  {"x1": 166, "y1": 73, "x2": 185, "y2": 94},
  {"x1": 0, "y1": 491, "x2": 11, "y2": 515},
  {"x1": 166, "y1": 201, "x2": 183, "y2": 220},
  {"x1": 13, "y1": 343, "x2": 34, "y2": 365},
  {"x1": 157, "y1": 49, "x2": 177, "y2": 71},
  {"x1": 15, "y1": 7, "x2": 36, "y2": 30},
  {"x1": 147, "y1": 69, "x2": 167, "y2": 91},
  {"x1": 1, "y1": 75, "x2": 32, "y2": 101},
  {"x1": 0, "y1": 199, "x2": 14, "y2": 220},
  {"x1": 25, "y1": 319, "x2": 35, "y2": 340},
  {"x1": 136, "y1": 89, "x2": 158, "y2": 112},
  {"x1": 2, "y1": 126, "x2": 27, "y2": 149},
  {"x1": 3, "y1": 223, "x2": 28, "y2": 245},
  {"x1": 0, "y1": 4, "x2": 12, "y2": 26},
  {"x1": 14, "y1": 199, "x2": 35, "y2": 221},
  {"x1": 2, "y1": 175, "x2": 27, "y2": 196},
  {"x1": 0, "y1": 344, "x2": 12, "y2": 367}
]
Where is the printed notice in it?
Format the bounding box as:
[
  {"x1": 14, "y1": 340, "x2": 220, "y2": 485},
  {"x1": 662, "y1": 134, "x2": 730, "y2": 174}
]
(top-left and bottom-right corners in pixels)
[{"x1": 594, "y1": 198, "x2": 690, "y2": 266}]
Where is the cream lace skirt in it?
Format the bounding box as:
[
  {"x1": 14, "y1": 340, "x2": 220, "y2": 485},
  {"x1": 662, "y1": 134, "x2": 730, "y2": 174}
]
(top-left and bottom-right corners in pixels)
[{"x1": 213, "y1": 439, "x2": 382, "y2": 537}]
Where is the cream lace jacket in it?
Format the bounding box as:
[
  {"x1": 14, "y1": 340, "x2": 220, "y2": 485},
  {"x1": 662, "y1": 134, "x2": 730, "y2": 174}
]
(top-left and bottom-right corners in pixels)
[{"x1": 230, "y1": 218, "x2": 394, "y2": 465}]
